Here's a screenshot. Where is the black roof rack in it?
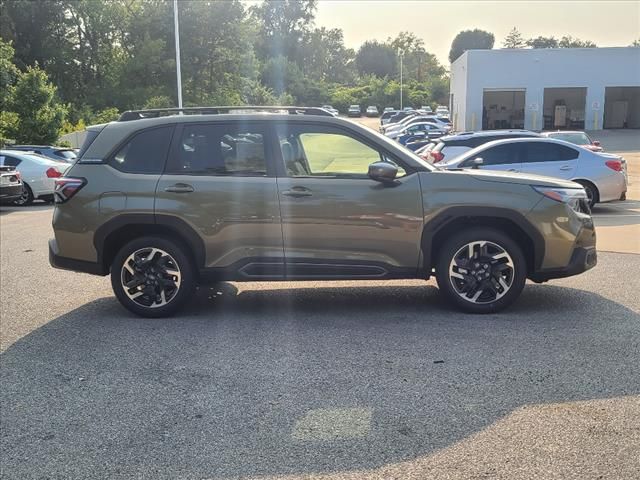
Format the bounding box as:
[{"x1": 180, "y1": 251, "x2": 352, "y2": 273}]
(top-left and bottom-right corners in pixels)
[{"x1": 118, "y1": 106, "x2": 334, "y2": 122}]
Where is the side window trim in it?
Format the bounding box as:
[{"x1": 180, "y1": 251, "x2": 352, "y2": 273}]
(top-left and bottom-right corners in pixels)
[{"x1": 164, "y1": 121, "x2": 276, "y2": 177}]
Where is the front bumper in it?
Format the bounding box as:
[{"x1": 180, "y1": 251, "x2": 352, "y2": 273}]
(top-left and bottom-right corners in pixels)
[
  {"x1": 529, "y1": 246, "x2": 597, "y2": 282},
  {"x1": 49, "y1": 239, "x2": 108, "y2": 276}
]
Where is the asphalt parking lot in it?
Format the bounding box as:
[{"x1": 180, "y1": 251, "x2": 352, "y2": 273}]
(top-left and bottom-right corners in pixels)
[{"x1": 1, "y1": 131, "x2": 639, "y2": 479}]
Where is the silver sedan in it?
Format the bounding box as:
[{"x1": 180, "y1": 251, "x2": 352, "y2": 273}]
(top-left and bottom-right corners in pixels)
[{"x1": 438, "y1": 137, "x2": 627, "y2": 207}]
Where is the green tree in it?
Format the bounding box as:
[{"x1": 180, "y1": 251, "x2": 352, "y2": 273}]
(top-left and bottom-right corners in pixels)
[
  {"x1": 449, "y1": 29, "x2": 494, "y2": 63},
  {"x1": 251, "y1": 0, "x2": 317, "y2": 64},
  {"x1": 356, "y1": 41, "x2": 397, "y2": 78},
  {"x1": 527, "y1": 36, "x2": 559, "y2": 49},
  {"x1": 389, "y1": 32, "x2": 446, "y2": 81},
  {"x1": 502, "y1": 27, "x2": 526, "y2": 48},
  {"x1": 8, "y1": 66, "x2": 67, "y2": 144},
  {"x1": 301, "y1": 27, "x2": 356, "y2": 83},
  {"x1": 558, "y1": 36, "x2": 596, "y2": 48}
]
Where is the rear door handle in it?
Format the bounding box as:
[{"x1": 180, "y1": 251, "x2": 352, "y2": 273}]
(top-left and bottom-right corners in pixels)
[
  {"x1": 507, "y1": 168, "x2": 518, "y2": 172},
  {"x1": 281, "y1": 187, "x2": 312, "y2": 198},
  {"x1": 164, "y1": 183, "x2": 194, "y2": 193},
  {"x1": 559, "y1": 165, "x2": 572, "y2": 171}
]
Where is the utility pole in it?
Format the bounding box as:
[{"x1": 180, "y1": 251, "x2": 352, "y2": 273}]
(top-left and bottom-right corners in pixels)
[
  {"x1": 173, "y1": 0, "x2": 183, "y2": 109},
  {"x1": 398, "y1": 49, "x2": 404, "y2": 110}
]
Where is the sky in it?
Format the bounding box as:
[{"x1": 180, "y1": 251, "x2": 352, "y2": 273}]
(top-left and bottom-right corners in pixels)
[{"x1": 310, "y1": 0, "x2": 640, "y2": 64}]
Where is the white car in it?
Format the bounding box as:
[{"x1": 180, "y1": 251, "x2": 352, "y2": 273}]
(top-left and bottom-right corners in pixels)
[
  {"x1": 0, "y1": 150, "x2": 70, "y2": 205},
  {"x1": 384, "y1": 115, "x2": 451, "y2": 136},
  {"x1": 438, "y1": 137, "x2": 627, "y2": 207},
  {"x1": 436, "y1": 106, "x2": 449, "y2": 116},
  {"x1": 320, "y1": 105, "x2": 339, "y2": 116}
]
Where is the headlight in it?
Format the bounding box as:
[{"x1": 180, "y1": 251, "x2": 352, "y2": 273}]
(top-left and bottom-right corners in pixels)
[{"x1": 532, "y1": 186, "x2": 589, "y2": 212}]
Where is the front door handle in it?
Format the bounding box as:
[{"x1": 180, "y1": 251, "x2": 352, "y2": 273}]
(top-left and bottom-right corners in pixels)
[
  {"x1": 559, "y1": 165, "x2": 572, "y2": 171},
  {"x1": 164, "y1": 183, "x2": 194, "y2": 193},
  {"x1": 281, "y1": 187, "x2": 312, "y2": 198},
  {"x1": 508, "y1": 168, "x2": 518, "y2": 172}
]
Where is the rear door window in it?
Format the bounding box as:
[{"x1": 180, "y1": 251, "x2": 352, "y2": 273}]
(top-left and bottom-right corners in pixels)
[
  {"x1": 110, "y1": 126, "x2": 174, "y2": 174},
  {"x1": 166, "y1": 123, "x2": 268, "y2": 176}
]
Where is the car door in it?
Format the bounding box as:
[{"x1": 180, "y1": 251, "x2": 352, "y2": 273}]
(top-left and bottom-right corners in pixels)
[
  {"x1": 274, "y1": 122, "x2": 424, "y2": 279},
  {"x1": 154, "y1": 121, "x2": 284, "y2": 277},
  {"x1": 518, "y1": 141, "x2": 579, "y2": 179},
  {"x1": 460, "y1": 142, "x2": 523, "y2": 172}
]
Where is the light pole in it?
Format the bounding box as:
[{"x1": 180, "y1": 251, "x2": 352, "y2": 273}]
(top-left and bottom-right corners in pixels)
[
  {"x1": 173, "y1": 0, "x2": 183, "y2": 109},
  {"x1": 397, "y1": 49, "x2": 404, "y2": 110}
]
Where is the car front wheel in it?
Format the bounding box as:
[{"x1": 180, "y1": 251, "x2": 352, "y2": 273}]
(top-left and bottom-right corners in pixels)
[
  {"x1": 435, "y1": 228, "x2": 527, "y2": 314},
  {"x1": 111, "y1": 236, "x2": 196, "y2": 318}
]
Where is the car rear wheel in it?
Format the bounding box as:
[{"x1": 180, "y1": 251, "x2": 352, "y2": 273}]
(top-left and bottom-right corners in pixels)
[
  {"x1": 111, "y1": 236, "x2": 196, "y2": 318},
  {"x1": 574, "y1": 180, "x2": 598, "y2": 209},
  {"x1": 13, "y1": 184, "x2": 33, "y2": 206},
  {"x1": 435, "y1": 228, "x2": 527, "y2": 314}
]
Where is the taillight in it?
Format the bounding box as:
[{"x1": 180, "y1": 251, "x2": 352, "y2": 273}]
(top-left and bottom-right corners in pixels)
[
  {"x1": 46, "y1": 167, "x2": 62, "y2": 178},
  {"x1": 605, "y1": 160, "x2": 623, "y2": 172},
  {"x1": 431, "y1": 151, "x2": 444, "y2": 163},
  {"x1": 54, "y1": 177, "x2": 86, "y2": 203}
]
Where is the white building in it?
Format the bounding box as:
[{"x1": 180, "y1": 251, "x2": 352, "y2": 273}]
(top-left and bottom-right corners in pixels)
[{"x1": 449, "y1": 47, "x2": 640, "y2": 132}]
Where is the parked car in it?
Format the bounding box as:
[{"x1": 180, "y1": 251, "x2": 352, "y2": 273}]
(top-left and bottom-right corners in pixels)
[
  {"x1": 389, "y1": 122, "x2": 449, "y2": 141},
  {"x1": 0, "y1": 150, "x2": 69, "y2": 205},
  {"x1": 50, "y1": 106, "x2": 597, "y2": 317},
  {"x1": 347, "y1": 105, "x2": 362, "y2": 117},
  {"x1": 418, "y1": 130, "x2": 542, "y2": 164},
  {"x1": 380, "y1": 110, "x2": 399, "y2": 126},
  {"x1": 321, "y1": 105, "x2": 339, "y2": 116},
  {"x1": 384, "y1": 115, "x2": 451, "y2": 136},
  {"x1": 420, "y1": 106, "x2": 433, "y2": 114},
  {"x1": 0, "y1": 165, "x2": 23, "y2": 204},
  {"x1": 541, "y1": 131, "x2": 603, "y2": 152},
  {"x1": 438, "y1": 137, "x2": 627, "y2": 207},
  {"x1": 382, "y1": 110, "x2": 416, "y2": 130},
  {"x1": 365, "y1": 105, "x2": 379, "y2": 117},
  {"x1": 435, "y1": 106, "x2": 449, "y2": 117},
  {"x1": 403, "y1": 106, "x2": 413, "y2": 111},
  {"x1": 383, "y1": 107, "x2": 395, "y2": 113},
  {"x1": 9, "y1": 145, "x2": 77, "y2": 163}
]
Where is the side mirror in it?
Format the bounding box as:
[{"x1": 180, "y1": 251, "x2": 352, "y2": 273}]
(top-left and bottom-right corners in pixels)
[
  {"x1": 471, "y1": 157, "x2": 484, "y2": 169},
  {"x1": 592, "y1": 140, "x2": 601, "y2": 147},
  {"x1": 368, "y1": 161, "x2": 398, "y2": 183}
]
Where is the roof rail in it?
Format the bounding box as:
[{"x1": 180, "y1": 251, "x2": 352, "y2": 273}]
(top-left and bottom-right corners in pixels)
[{"x1": 118, "y1": 106, "x2": 334, "y2": 122}]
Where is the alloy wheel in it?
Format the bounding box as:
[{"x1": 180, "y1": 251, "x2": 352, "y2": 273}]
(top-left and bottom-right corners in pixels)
[
  {"x1": 448, "y1": 241, "x2": 515, "y2": 304},
  {"x1": 14, "y1": 186, "x2": 31, "y2": 206},
  {"x1": 121, "y1": 247, "x2": 182, "y2": 308}
]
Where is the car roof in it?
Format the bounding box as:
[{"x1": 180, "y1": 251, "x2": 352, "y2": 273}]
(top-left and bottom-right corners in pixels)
[
  {"x1": 541, "y1": 130, "x2": 588, "y2": 135},
  {"x1": 439, "y1": 130, "x2": 540, "y2": 141}
]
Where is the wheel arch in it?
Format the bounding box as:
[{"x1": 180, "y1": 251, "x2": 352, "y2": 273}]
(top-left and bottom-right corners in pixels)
[
  {"x1": 571, "y1": 178, "x2": 600, "y2": 203},
  {"x1": 421, "y1": 207, "x2": 545, "y2": 276},
  {"x1": 94, "y1": 214, "x2": 206, "y2": 274}
]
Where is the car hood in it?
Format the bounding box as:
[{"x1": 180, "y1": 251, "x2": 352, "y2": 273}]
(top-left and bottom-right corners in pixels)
[{"x1": 451, "y1": 168, "x2": 581, "y2": 188}]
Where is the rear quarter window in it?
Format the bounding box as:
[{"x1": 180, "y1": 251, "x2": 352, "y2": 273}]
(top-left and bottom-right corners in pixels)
[{"x1": 110, "y1": 126, "x2": 174, "y2": 174}]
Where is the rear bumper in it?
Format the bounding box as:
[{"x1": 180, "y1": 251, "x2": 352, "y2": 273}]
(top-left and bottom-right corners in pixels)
[
  {"x1": 529, "y1": 246, "x2": 597, "y2": 282},
  {"x1": 49, "y1": 239, "x2": 108, "y2": 276},
  {"x1": 0, "y1": 184, "x2": 23, "y2": 202}
]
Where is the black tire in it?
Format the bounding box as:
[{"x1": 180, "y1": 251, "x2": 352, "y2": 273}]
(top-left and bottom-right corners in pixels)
[
  {"x1": 575, "y1": 180, "x2": 598, "y2": 209},
  {"x1": 13, "y1": 184, "x2": 33, "y2": 206},
  {"x1": 110, "y1": 236, "x2": 196, "y2": 318},
  {"x1": 435, "y1": 227, "x2": 527, "y2": 314}
]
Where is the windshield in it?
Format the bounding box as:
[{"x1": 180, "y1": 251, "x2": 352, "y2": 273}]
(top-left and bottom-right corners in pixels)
[{"x1": 549, "y1": 132, "x2": 590, "y2": 145}]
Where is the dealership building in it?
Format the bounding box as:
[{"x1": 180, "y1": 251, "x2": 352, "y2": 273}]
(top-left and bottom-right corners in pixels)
[{"x1": 449, "y1": 47, "x2": 640, "y2": 132}]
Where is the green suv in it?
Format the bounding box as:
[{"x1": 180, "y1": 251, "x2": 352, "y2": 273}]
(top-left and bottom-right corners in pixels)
[{"x1": 49, "y1": 107, "x2": 597, "y2": 317}]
